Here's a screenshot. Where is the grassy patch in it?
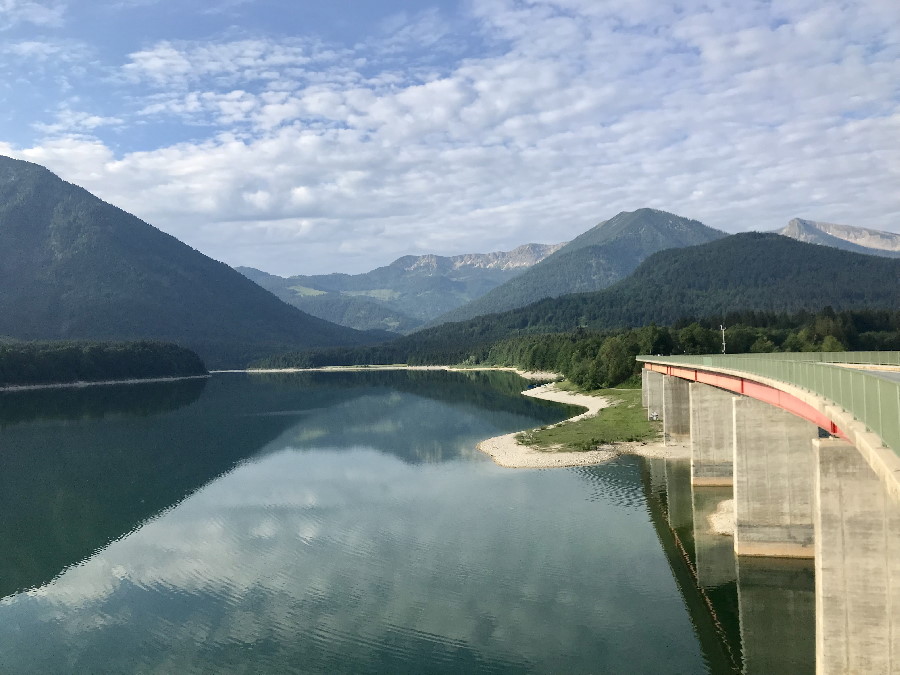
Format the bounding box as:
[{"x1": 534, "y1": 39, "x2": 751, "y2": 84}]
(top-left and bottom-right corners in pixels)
[
  {"x1": 516, "y1": 388, "x2": 661, "y2": 452},
  {"x1": 289, "y1": 285, "x2": 328, "y2": 297}
]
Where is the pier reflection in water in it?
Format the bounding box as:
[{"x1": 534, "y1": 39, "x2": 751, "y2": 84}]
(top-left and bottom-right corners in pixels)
[{"x1": 644, "y1": 457, "x2": 815, "y2": 675}]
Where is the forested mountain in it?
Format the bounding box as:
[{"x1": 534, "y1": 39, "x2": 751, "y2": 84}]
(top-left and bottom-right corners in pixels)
[
  {"x1": 431, "y1": 208, "x2": 726, "y2": 325},
  {"x1": 266, "y1": 232, "x2": 900, "y2": 367},
  {"x1": 237, "y1": 242, "x2": 563, "y2": 333},
  {"x1": 415, "y1": 233, "x2": 900, "y2": 347},
  {"x1": 777, "y1": 218, "x2": 900, "y2": 258},
  {"x1": 0, "y1": 156, "x2": 385, "y2": 367}
]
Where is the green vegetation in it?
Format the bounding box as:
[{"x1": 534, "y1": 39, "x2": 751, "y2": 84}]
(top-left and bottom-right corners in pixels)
[
  {"x1": 420, "y1": 233, "x2": 900, "y2": 344},
  {"x1": 257, "y1": 308, "x2": 900, "y2": 391},
  {"x1": 0, "y1": 341, "x2": 207, "y2": 387},
  {"x1": 235, "y1": 245, "x2": 552, "y2": 333},
  {"x1": 0, "y1": 156, "x2": 383, "y2": 368},
  {"x1": 288, "y1": 285, "x2": 327, "y2": 296},
  {"x1": 434, "y1": 208, "x2": 725, "y2": 324},
  {"x1": 516, "y1": 388, "x2": 661, "y2": 451}
]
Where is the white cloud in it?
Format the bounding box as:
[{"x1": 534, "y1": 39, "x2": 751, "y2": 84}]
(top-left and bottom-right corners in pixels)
[
  {"x1": 2, "y1": 0, "x2": 899, "y2": 274},
  {"x1": 0, "y1": 0, "x2": 65, "y2": 30},
  {"x1": 34, "y1": 106, "x2": 123, "y2": 135}
]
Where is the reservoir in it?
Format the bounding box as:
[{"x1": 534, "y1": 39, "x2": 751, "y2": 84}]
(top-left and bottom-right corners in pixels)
[{"x1": 0, "y1": 371, "x2": 809, "y2": 673}]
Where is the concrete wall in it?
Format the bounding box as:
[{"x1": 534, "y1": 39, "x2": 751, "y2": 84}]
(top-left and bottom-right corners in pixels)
[
  {"x1": 645, "y1": 370, "x2": 665, "y2": 421},
  {"x1": 732, "y1": 396, "x2": 818, "y2": 558},
  {"x1": 689, "y1": 382, "x2": 734, "y2": 486},
  {"x1": 814, "y1": 438, "x2": 900, "y2": 675},
  {"x1": 663, "y1": 375, "x2": 691, "y2": 443}
]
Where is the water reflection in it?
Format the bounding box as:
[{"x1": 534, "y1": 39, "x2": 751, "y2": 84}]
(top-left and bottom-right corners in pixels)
[
  {"x1": 0, "y1": 371, "x2": 570, "y2": 600},
  {"x1": 1, "y1": 448, "x2": 707, "y2": 673},
  {"x1": 0, "y1": 377, "x2": 208, "y2": 428},
  {"x1": 643, "y1": 457, "x2": 815, "y2": 675}
]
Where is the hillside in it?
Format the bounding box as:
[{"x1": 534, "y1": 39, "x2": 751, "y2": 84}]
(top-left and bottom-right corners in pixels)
[
  {"x1": 380, "y1": 232, "x2": 900, "y2": 358},
  {"x1": 431, "y1": 208, "x2": 726, "y2": 325},
  {"x1": 0, "y1": 156, "x2": 383, "y2": 367},
  {"x1": 777, "y1": 218, "x2": 900, "y2": 258},
  {"x1": 237, "y1": 242, "x2": 563, "y2": 333}
]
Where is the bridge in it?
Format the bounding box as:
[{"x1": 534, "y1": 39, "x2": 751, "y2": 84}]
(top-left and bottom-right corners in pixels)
[{"x1": 638, "y1": 351, "x2": 900, "y2": 675}]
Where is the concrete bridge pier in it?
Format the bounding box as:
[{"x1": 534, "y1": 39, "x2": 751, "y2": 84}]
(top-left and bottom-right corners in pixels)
[
  {"x1": 663, "y1": 375, "x2": 690, "y2": 444},
  {"x1": 732, "y1": 397, "x2": 818, "y2": 558},
  {"x1": 645, "y1": 370, "x2": 665, "y2": 421},
  {"x1": 689, "y1": 382, "x2": 734, "y2": 486},
  {"x1": 814, "y1": 438, "x2": 900, "y2": 675}
]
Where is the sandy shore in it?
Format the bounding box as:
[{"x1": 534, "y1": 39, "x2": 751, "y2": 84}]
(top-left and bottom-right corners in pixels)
[
  {"x1": 222, "y1": 365, "x2": 561, "y2": 381},
  {"x1": 0, "y1": 373, "x2": 209, "y2": 393},
  {"x1": 708, "y1": 499, "x2": 735, "y2": 536},
  {"x1": 477, "y1": 382, "x2": 690, "y2": 469}
]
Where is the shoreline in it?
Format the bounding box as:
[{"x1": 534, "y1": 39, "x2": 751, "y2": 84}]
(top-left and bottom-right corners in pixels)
[
  {"x1": 214, "y1": 365, "x2": 562, "y2": 381},
  {"x1": 225, "y1": 365, "x2": 688, "y2": 468},
  {"x1": 0, "y1": 373, "x2": 210, "y2": 393},
  {"x1": 3, "y1": 365, "x2": 687, "y2": 469},
  {"x1": 477, "y1": 382, "x2": 690, "y2": 469}
]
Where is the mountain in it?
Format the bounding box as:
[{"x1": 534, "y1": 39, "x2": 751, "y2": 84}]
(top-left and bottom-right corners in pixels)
[
  {"x1": 236, "y1": 242, "x2": 564, "y2": 333},
  {"x1": 777, "y1": 218, "x2": 900, "y2": 258},
  {"x1": 0, "y1": 156, "x2": 384, "y2": 367},
  {"x1": 430, "y1": 208, "x2": 727, "y2": 325},
  {"x1": 392, "y1": 232, "x2": 900, "y2": 355}
]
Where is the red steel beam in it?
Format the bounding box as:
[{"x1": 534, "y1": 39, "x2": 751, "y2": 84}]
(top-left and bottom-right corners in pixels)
[{"x1": 644, "y1": 363, "x2": 843, "y2": 438}]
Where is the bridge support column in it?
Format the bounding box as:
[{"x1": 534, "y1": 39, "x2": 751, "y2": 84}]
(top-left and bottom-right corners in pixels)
[
  {"x1": 644, "y1": 369, "x2": 664, "y2": 421},
  {"x1": 689, "y1": 382, "x2": 734, "y2": 486},
  {"x1": 663, "y1": 376, "x2": 690, "y2": 444},
  {"x1": 813, "y1": 438, "x2": 900, "y2": 675},
  {"x1": 732, "y1": 397, "x2": 817, "y2": 558}
]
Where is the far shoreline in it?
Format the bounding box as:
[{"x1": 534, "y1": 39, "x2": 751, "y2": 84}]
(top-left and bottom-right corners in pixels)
[
  {"x1": 213, "y1": 364, "x2": 561, "y2": 380},
  {"x1": 227, "y1": 364, "x2": 688, "y2": 468},
  {"x1": 0, "y1": 373, "x2": 210, "y2": 394}
]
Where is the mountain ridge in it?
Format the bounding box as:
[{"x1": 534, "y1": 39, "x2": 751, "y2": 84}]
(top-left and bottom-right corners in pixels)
[
  {"x1": 236, "y1": 242, "x2": 564, "y2": 333},
  {"x1": 0, "y1": 155, "x2": 383, "y2": 367},
  {"x1": 777, "y1": 218, "x2": 900, "y2": 258},
  {"x1": 429, "y1": 208, "x2": 727, "y2": 326}
]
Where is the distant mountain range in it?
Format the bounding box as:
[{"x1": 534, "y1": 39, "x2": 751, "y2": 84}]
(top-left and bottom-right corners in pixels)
[
  {"x1": 0, "y1": 156, "x2": 384, "y2": 367},
  {"x1": 237, "y1": 242, "x2": 564, "y2": 333},
  {"x1": 777, "y1": 218, "x2": 900, "y2": 258},
  {"x1": 392, "y1": 232, "x2": 900, "y2": 355},
  {"x1": 5, "y1": 153, "x2": 899, "y2": 371},
  {"x1": 431, "y1": 208, "x2": 727, "y2": 325}
]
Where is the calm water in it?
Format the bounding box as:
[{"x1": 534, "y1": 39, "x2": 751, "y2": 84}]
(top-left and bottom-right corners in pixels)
[{"x1": 0, "y1": 370, "x2": 790, "y2": 673}]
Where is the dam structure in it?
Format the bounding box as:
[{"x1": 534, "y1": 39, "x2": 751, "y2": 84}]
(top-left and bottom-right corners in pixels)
[{"x1": 638, "y1": 351, "x2": 900, "y2": 675}]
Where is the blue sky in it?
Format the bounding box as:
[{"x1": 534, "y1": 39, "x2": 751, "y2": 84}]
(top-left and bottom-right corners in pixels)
[{"x1": 1, "y1": 0, "x2": 898, "y2": 275}]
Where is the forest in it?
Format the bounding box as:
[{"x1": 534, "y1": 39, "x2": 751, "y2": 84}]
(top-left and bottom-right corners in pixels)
[
  {"x1": 255, "y1": 308, "x2": 900, "y2": 390},
  {"x1": 0, "y1": 340, "x2": 208, "y2": 387}
]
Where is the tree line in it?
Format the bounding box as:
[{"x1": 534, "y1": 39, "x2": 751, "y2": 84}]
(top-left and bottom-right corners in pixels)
[
  {"x1": 0, "y1": 340, "x2": 207, "y2": 387},
  {"x1": 254, "y1": 308, "x2": 900, "y2": 391}
]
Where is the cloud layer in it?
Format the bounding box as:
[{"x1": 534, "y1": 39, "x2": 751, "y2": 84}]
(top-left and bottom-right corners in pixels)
[{"x1": 1, "y1": 0, "x2": 899, "y2": 274}]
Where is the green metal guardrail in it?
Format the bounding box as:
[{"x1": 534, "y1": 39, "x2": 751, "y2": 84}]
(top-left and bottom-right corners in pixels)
[{"x1": 636, "y1": 352, "x2": 900, "y2": 456}]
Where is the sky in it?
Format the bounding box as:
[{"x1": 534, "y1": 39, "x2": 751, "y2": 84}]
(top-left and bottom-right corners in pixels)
[{"x1": 0, "y1": 0, "x2": 898, "y2": 276}]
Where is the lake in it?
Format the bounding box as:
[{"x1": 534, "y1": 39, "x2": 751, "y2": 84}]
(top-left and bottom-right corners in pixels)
[{"x1": 0, "y1": 370, "x2": 809, "y2": 673}]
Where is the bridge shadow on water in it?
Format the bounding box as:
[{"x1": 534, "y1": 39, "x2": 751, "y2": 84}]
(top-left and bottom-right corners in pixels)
[{"x1": 640, "y1": 456, "x2": 816, "y2": 675}]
